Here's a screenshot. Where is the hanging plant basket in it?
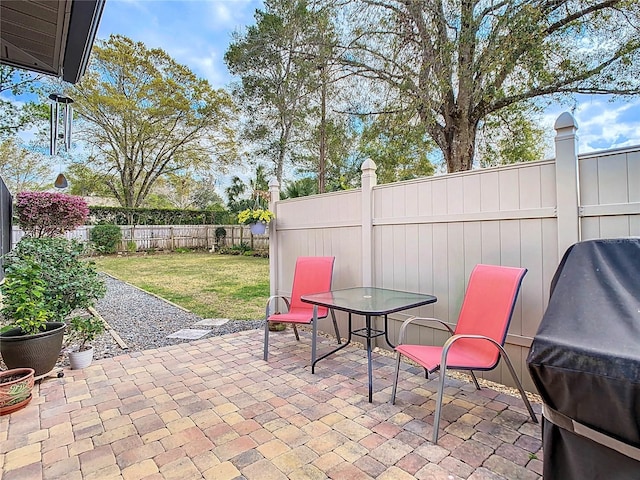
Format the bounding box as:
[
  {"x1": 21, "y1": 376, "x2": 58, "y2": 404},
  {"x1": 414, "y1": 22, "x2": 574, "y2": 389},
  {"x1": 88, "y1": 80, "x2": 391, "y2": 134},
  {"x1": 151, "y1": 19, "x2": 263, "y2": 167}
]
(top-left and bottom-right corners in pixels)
[{"x1": 250, "y1": 222, "x2": 267, "y2": 235}]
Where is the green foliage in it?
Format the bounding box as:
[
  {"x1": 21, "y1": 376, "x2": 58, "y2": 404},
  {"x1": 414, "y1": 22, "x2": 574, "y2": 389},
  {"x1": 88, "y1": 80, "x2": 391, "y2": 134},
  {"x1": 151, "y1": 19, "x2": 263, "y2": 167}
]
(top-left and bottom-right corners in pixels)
[
  {"x1": 88, "y1": 206, "x2": 235, "y2": 226},
  {"x1": 68, "y1": 315, "x2": 105, "y2": 351},
  {"x1": 0, "y1": 138, "x2": 52, "y2": 193},
  {"x1": 478, "y1": 104, "x2": 546, "y2": 167},
  {"x1": 215, "y1": 227, "x2": 227, "y2": 245},
  {"x1": 225, "y1": 1, "x2": 334, "y2": 184},
  {"x1": 66, "y1": 163, "x2": 112, "y2": 197},
  {"x1": 281, "y1": 177, "x2": 317, "y2": 199},
  {"x1": 69, "y1": 34, "x2": 238, "y2": 208},
  {"x1": 0, "y1": 260, "x2": 53, "y2": 335},
  {"x1": 359, "y1": 112, "x2": 435, "y2": 183},
  {"x1": 0, "y1": 66, "x2": 46, "y2": 141},
  {"x1": 126, "y1": 240, "x2": 137, "y2": 253},
  {"x1": 231, "y1": 242, "x2": 251, "y2": 254},
  {"x1": 3, "y1": 237, "x2": 106, "y2": 323},
  {"x1": 90, "y1": 224, "x2": 122, "y2": 254}
]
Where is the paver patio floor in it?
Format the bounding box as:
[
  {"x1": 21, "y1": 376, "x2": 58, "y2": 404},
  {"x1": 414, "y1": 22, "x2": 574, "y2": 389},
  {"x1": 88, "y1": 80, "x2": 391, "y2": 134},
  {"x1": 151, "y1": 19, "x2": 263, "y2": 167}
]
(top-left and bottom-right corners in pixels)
[{"x1": 0, "y1": 329, "x2": 543, "y2": 479}]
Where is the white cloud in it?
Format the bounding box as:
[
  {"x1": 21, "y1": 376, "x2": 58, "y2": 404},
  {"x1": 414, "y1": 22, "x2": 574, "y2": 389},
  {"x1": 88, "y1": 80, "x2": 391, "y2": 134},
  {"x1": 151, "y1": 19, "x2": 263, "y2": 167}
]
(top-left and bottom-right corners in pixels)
[{"x1": 541, "y1": 96, "x2": 640, "y2": 156}]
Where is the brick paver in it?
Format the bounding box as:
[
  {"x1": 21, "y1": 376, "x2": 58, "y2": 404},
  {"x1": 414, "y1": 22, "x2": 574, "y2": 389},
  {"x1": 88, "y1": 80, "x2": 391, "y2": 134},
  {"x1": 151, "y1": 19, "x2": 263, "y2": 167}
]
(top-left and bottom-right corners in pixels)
[{"x1": 0, "y1": 329, "x2": 543, "y2": 479}]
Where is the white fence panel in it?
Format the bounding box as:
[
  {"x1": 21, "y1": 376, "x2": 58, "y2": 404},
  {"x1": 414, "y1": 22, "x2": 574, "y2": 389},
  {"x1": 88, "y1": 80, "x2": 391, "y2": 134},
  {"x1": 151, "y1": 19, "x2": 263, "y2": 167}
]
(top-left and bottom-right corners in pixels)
[{"x1": 270, "y1": 113, "x2": 640, "y2": 392}]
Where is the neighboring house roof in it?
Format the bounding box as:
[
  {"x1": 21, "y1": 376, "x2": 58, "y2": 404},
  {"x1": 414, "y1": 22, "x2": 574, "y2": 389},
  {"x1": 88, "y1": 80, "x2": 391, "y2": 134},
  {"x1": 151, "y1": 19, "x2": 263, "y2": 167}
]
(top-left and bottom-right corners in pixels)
[{"x1": 0, "y1": 0, "x2": 105, "y2": 84}]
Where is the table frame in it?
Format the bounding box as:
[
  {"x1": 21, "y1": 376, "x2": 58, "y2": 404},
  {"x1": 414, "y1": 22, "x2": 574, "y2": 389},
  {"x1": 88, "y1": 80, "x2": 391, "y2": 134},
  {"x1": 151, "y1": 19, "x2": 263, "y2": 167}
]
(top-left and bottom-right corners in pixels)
[{"x1": 302, "y1": 287, "x2": 437, "y2": 402}]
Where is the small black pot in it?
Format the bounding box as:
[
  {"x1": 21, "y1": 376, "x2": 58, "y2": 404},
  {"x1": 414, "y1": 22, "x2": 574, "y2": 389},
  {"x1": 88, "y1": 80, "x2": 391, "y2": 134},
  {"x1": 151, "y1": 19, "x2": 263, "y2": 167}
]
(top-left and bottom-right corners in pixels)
[{"x1": 0, "y1": 322, "x2": 66, "y2": 377}]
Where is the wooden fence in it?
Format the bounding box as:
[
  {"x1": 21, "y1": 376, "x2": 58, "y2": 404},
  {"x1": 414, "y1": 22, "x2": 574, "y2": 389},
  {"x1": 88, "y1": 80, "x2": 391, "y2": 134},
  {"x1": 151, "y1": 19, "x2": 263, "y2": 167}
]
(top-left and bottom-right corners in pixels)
[{"x1": 12, "y1": 224, "x2": 269, "y2": 252}]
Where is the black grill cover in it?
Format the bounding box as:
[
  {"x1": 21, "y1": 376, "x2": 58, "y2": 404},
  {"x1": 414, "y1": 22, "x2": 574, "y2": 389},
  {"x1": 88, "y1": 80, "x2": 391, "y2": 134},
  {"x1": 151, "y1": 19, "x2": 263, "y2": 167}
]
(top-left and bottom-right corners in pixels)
[{"x1": 527, "y1": 238, "x2": 640, "y2": 480}]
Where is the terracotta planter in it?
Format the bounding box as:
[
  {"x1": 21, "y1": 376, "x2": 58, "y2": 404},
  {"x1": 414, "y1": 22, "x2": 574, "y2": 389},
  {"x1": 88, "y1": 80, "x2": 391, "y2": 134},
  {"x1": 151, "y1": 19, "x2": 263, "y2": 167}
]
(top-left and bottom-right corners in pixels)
[
  {"x1": 68, "y1": 347, "x2": 94, "y2": 369},
  {"x1": 0, "y1": 322, "x2": 65, "y2": 377},
  {"x1": 250, "y1": 222, "x2": 267, "y2": 235},
  {"x1": 0, "y1": 368, "x2": 35, "y2": 415}
]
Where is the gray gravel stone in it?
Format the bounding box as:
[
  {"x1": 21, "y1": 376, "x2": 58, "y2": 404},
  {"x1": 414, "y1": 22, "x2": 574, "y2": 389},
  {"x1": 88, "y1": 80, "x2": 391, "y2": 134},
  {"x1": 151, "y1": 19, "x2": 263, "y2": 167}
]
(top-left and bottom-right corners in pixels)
[{"x1": 87, "y1": 274, "x2": 264, "y2": 361}]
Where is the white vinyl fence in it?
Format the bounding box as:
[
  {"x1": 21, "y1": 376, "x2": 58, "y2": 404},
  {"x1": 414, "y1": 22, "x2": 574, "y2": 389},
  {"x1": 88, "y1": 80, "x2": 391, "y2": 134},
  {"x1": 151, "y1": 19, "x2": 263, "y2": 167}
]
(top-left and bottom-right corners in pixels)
[{"x1": 268, "y1": 112, "x2": 640, "y2": 392}]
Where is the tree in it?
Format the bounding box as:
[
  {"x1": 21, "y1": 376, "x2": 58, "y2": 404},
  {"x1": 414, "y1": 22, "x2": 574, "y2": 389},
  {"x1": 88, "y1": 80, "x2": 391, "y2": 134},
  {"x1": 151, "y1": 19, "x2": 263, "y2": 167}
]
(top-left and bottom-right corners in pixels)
[
  {"x1": 69, "y1": 35, "x2": 238, "y2": 208},
  {"x1": 225, "y1": 176, "x2": 252, "y2": 214},
  {"x1": 0, "y1": 138, "x2": 52, "y2": 193},
  {"x1": 145, "y1": 169, "x2": 225, "y2": 210},
  {"x1": 66, "y1": 162, "x2": 112, "y2": 197},
  {"x1": 358, "y1": 111, "x2": 435, "y2": 183},
  {"x1": 225, "y1": 0, "x2": 330, "y2": 185},
  {"x1": 476, "y1": 103, "x2": 547, "y2": 167},
  {"x1": 0, "y1": 66, "x2": 46, "y2": 140},
  {"x1": 342, "y1": 0, "x2": 640, "y2": 172}
]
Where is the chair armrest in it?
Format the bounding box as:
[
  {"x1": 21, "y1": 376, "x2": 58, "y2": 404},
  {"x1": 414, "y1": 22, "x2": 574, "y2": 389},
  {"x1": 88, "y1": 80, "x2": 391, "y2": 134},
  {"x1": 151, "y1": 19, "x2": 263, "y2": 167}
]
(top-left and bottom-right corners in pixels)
[
  {"x1": 442, "y1": 333, "x2": 498, "y2": 349},
  {"x1": 440, "y1": 333, "x2": 501, "y2": 362},
  {"x1": 266, "y1": 295, "x2": 291, "y2": 318},
  {"x1": 397, "y1": 316, "x2": 455, "y2": 345}
]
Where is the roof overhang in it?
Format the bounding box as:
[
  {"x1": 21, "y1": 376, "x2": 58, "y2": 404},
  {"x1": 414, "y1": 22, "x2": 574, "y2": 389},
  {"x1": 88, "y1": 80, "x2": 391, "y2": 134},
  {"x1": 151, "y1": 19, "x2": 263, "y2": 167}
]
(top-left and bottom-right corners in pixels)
[{"x1": 0, "y1": 0, "x2": 105, "y2": 84}]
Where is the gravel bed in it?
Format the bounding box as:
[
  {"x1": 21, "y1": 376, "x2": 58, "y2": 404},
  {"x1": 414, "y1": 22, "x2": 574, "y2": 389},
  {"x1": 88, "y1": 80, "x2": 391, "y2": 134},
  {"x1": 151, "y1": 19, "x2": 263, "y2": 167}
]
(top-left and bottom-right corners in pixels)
[{"x1": 74, "y1": 274, "x2": 264, "y2": 362}]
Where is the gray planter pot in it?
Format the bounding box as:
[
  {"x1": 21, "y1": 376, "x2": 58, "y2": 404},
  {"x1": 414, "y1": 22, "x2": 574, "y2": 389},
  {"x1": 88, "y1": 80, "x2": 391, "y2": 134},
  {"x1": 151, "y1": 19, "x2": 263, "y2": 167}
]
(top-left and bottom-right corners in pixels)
[{"x1": 0, "y1": 322, "x2": 66, "y2": 377}]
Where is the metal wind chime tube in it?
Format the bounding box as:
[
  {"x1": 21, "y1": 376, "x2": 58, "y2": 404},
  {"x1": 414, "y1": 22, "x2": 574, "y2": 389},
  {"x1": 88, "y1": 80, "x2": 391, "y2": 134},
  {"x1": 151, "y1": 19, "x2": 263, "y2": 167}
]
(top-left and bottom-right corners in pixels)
[{"x1": 49, "y1": 93, "x2": 74, "y2": 188}]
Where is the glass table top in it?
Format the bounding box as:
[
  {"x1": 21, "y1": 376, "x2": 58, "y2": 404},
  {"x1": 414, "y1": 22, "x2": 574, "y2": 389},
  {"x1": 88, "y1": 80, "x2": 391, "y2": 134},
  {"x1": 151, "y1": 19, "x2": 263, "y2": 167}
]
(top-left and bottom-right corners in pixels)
[{"x1": 301, "y1": 287, "x2": 437, "y2": 316}]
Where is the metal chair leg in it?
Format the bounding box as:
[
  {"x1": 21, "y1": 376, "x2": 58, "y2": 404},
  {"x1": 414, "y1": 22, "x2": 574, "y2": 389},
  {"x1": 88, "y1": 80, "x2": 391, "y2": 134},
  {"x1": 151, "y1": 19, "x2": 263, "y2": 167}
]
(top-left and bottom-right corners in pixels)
[
  {"x1": 311, "y1": 306, "x2": 318, "y2": 366},
  {"x1": 391, "y1": 352, "x2": 402, "y2": 404},
  {"x1": 331, "y1": 309, "x2": 341, "y2": 344},
  {"x1": 433, "y1": 359, "x2": 448, "y2": 444},
  {"x1": 470, "y1": 370, "x2": 481, "y2": 390},
  {"x1": 263, "y1": 319, "x2": 270, "y2": 361},
  {"x1": 496, "y1": 346, "x2": 539, "y2": 424},
  {"x1": 292, "y1": 324, "x2": 300, "y2": 341}
]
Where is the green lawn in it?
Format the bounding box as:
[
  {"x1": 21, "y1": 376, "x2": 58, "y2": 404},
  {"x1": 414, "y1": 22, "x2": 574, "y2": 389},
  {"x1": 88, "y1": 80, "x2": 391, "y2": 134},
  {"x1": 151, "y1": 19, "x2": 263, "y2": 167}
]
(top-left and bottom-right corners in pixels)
[{"x1": 94, "y1": 253, "x2": 269, "y2": 320}]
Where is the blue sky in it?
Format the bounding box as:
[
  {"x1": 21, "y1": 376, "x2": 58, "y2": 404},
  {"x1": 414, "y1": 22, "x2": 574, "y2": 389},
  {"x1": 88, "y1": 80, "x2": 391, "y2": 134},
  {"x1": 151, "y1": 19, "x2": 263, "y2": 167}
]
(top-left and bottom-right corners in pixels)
[{"x1": 97, "y1": 0, "x2": 640, "y2": 158}]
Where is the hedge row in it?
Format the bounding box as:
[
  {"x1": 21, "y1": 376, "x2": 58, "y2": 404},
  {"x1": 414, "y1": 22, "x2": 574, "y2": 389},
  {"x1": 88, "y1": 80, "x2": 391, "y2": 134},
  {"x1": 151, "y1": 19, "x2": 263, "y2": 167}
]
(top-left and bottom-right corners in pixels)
[{"x1": 88, "y1": 206, "x2": 237, "y2": 226}]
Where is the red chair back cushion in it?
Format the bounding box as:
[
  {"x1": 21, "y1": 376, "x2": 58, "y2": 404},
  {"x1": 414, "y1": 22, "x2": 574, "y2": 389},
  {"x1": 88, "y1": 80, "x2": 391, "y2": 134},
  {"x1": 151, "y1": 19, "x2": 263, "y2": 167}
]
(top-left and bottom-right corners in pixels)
[
  {"x1": 453, "y1": 264, "x2": 527, "y2": 367},
  {"x1": 289, "y1": 256, "x2": 335, "y2": 317}
]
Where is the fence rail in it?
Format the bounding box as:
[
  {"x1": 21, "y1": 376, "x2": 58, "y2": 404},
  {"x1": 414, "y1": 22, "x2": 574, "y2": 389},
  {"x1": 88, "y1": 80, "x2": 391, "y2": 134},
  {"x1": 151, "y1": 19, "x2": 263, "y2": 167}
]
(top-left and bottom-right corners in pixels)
[{"x1": 12, "y1": 224, "x2": 269, "y2": 252}]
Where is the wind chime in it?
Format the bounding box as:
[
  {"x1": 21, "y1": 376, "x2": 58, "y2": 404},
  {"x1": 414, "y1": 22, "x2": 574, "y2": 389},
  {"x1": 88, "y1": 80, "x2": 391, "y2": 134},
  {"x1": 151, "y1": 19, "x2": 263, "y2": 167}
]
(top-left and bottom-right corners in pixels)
[{"x1": 49, "y1": 93, "x2": 74, "y2": 188}]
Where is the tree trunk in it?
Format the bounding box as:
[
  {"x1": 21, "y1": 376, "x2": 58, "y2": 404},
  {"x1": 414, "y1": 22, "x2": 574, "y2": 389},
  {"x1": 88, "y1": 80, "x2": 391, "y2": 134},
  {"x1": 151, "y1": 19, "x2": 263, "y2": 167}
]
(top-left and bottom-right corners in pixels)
[{"x1": 443, "y1": 122, "x2": 477, "y2": 172}]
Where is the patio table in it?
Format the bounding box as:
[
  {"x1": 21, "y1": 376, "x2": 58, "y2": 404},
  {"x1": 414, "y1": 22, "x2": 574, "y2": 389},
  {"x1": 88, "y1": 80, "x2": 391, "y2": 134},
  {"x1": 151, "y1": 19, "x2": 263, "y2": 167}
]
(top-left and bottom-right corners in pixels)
[{"x1": 301, "y1": 287, "x2": 437, "y2": 402}]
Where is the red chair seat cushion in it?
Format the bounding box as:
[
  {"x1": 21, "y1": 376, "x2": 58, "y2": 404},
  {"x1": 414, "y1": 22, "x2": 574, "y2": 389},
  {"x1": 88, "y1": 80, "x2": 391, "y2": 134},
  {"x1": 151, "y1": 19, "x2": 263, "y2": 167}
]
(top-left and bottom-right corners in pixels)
[
  {"x1": 396, "y1": 342, "x2": 498, "y2": 372},
  {"x1": 268, "y1": 307, "x2": 326, "y2": 325}
]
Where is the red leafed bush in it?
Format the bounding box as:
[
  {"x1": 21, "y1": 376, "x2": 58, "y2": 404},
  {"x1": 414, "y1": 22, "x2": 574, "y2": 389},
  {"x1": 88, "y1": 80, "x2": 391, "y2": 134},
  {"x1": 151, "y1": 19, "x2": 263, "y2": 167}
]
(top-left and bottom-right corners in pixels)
[{"x1": 15, "y1": 191, "x2": 89, "y2": 238}]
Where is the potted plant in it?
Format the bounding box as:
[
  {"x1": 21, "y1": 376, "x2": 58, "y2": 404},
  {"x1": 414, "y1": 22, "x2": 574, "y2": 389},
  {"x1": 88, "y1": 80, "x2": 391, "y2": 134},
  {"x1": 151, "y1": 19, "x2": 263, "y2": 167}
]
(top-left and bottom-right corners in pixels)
[
  {"x1": 237, "y1": 207, "x2": 275, "y2": 235},
  {"x1": 0, "y1": 259, "x2": 63, "y2": 377},
  {"x1": 67, "y1": 315, "x2": 105, "y2": 369},
  {"x1": 0, "y1": 192, "x2": 106, "y2": 377},
  {"x1": 0, "y1": 368, "x2": 35, "y2": 415}
]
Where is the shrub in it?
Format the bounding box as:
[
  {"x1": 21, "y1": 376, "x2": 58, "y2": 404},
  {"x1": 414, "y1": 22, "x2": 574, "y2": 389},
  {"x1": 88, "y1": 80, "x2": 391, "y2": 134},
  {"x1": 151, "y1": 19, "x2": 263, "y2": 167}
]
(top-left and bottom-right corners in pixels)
[
  {"x1": 90, "y1": 224, "x2": 122, "y2": 253},
  {"x1": 215, "y1": 227, "x2": 227, "y2": 246},
  {"x1": 15, "y1": 191, "x2": 88, "y2": 237},
  {"x1": 0, "y1": 261, "x2": 53, "y2": 335},
  {"x1": 126, "y1": 240, "x2": 137, "y2": 253},
  {"x1": 68, "y1": 315, "x2": 105, "y2": 351},
  {"x1": 3, "y1": 237, "x2": 106, "y2": 322}
]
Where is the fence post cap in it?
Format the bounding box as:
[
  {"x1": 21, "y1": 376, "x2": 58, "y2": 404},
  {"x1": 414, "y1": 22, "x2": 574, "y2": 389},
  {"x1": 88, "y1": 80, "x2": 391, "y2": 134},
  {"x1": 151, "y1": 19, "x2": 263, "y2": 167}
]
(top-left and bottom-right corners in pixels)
[
  {"x1": 554, "y1": 112, "x2": 578, "y2": 131},
  {"x1": 361, "y1": 158, "x2": 377, "y2": 171}
]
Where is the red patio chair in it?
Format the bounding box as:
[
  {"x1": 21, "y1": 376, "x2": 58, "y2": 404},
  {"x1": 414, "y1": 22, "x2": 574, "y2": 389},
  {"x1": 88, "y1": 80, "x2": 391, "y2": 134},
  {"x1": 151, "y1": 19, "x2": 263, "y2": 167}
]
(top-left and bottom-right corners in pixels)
[
  {"x1": 391, "y1": 264, "x2": 538, "y2": 444},
  {"x1": 263, "y1": 256, "x2": 341, "y2": 362}
]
